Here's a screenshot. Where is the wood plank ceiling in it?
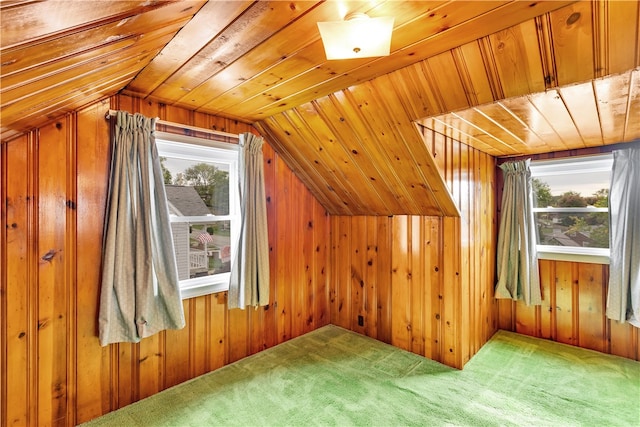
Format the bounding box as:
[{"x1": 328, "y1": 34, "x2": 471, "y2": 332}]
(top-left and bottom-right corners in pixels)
[{"x1": 2, "y1": 1, "x2": 639, "y2": 215}]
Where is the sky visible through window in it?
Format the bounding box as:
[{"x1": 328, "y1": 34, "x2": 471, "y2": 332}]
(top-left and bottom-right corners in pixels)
[
  {"x1": 531, "y1": 154, "x2": 611, "y2": 250},
  {"x1": 163, "y1": 157, "x2": 230, "y2": 178},
  {"x1": 538, "y1": 169, "x2": 609, "y2": 198}
]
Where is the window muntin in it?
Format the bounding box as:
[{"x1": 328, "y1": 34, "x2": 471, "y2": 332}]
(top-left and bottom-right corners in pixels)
[
  {"x1": 530, "y1": 153, "x2": 612, "y2": 263},
  {"x1": 156, "y1": 132, "x2": 239, "y2": 298}
]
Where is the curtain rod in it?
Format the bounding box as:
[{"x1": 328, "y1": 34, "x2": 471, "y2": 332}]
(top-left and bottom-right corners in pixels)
[{"x1": 105, "y1": 109, "x2": 239, "y2": 140}]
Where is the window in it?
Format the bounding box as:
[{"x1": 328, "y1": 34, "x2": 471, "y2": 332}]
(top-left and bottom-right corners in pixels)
[
  {"x1": 530, "y1": 153, "x2": 612, "y2": 264},
  {"x1": 156, "y1": 131, "x2": 240, "y2": 299}
]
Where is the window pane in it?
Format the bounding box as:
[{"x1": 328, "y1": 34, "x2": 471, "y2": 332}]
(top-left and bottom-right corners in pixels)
[
  {"x1": 535, "y1": 211, "x2": 609, "y2": 249},
  {"x1": 529, "y1": 153, "x2": 611, "y2": 256},
  {"x1": 530, "y1": 155, "x2": 611, "y2": 208},
  {"x1": 170, "y1": 221, "x2": 232, "y2": 280},
  {"x1": 160, "y1": 157, "x2": 230, "y2": 215},
  {"x1": 157, "y1": 135, "x2": 239, "y2": 297}
]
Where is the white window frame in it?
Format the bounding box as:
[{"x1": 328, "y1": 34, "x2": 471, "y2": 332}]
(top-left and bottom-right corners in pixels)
[
  {"x1": 530, "y1": 154, "x2": 612, "y2": 264},
  {"x1": 156, "y1": 131, "x2": 240, "y2": 299}
]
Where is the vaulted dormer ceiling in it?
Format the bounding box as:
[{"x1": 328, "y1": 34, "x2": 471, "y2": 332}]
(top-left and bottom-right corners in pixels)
[{"x1": 2, "y1": 1, "x2": 639, "y2": 216}]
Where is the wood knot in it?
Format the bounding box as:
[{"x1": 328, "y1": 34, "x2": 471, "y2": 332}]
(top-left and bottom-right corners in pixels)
[{"x1": 41, "y1": 249, "x2": 57, "y2": 262}]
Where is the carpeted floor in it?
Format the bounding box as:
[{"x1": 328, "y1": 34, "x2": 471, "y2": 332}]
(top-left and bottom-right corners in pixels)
[{"x1": 82, "y1": 325, "x2": 640, "y2": 427}]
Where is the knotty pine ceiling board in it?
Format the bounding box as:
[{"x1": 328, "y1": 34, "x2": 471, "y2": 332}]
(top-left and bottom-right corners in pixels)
[
  {"x1": 4, "y1": 0, "x2": 640, "y2": 217},
  {"x1": 449, "y1": 108, "x2": 528, "y2": 154},
  {"x1": 225, "y1": 0, "x2": 506, "y2": 120},
  {"x1": 256, "y1": 113, "x2": 357, "y2": 215},
  {"x1": 489, "y1": 19, "x2": 546, "y2": 98},
  {"x1": 0, "y1": 0, "x2": 180, "y2": 48},
  {"x1": 2, "y1": 31, "x2": 177, "y2": 128},
  {"x1": 605, "y1": 1, "x2": 640, "y2": 75},
  {"x1": 257, "y1": 78, "x2": 457, "y2": 216},
  {"x1": 0, "y1": 0, "x2": 206, "y2": 136},
  {"x1": 150, "y1": 1, "x2": 319, "y2": 104},
  {"x1": 423, "y1": 52, "x2": 471, "y2": 113},
  {"x1": 205, "y1": 0, "x2": 575, "y2": 122},
  {"x1": 124, "y1": 0, "x2": 254, "y2": 99},
  {"x1": 161, "y1": 1, "x2": 346, "y2": 116},
  {"x1": 420, "y1": 74, "x2": 639, "y2": 159},
  {"x1": 196, "y1": 2, "x2": 416, "y2": 119},
  {"x1": 522, "y1": 91, "x2": 585, "y2": 151},
  {"x1": 468, "y1": 103, "x2": 539, "y2": 152},
  {"x1": 453, "y1": 42, "x2": 498, "y2": 107},
  {"x1": 312, "y1": 93, "x2": 408, "y2": 213},
  {"x1": 549, "y1": 1, "x2": 596, "y2": 85},
  {"x1": 593, "y1": 69, "x2": 634, "y2": 145},
  {"x1": 422, "y1": 117, "x2": 509, "y2": 157},
  {"x1": 624, "y1": 69, "x2": 640, "y2": 143},
  {"x1": 292, "y1": 104, "x2": 382, "y2": 214},
  {"x1": 343, "y1": 80, "x2": 455, "y2": 216},
  {"x1": 2, "y1": 21, "x2": 184, "y2": 109},
  {"x1": 557, "y1": 81, "x2": 606, "y2": 148}
]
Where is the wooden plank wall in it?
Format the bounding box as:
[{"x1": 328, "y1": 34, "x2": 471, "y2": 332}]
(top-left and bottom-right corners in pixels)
[
  {"x1": 496, "y1": 143, "x2": 640, "y2": 361},
  {"x1": 498, "y1": 260, "x2": 639, "y2": 360},
  {"x1": 1, "y1": 94, "x2": 330, "y2": 426},
  {"x1": 329, "y1": 128, "x2": 497, "y2": 368}
]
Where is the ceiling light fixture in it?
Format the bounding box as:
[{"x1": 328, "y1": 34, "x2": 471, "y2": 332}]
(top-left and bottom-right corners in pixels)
[{"x1": 317, "y1": 12, "x2": 394, "y2": 60}]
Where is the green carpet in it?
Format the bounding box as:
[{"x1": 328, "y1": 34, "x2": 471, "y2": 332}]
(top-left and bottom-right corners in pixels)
[{"x1": 82, "y1": 325, "x2": 640, "y2": 427}]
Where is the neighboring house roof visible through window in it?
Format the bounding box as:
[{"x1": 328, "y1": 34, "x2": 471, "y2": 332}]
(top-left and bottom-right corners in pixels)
[{"x1": 164, "y1": 185, "x2": 211, "y2": 216}]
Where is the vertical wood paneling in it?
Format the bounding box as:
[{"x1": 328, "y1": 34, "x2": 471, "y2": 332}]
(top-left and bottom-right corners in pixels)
[
  {"x1": 426, "y1": 217, "x2": 443, "y2": 362},
  {"x1": 275, "y1": 156, "x2": 293, "y2": 343},
  {"x1": 499, "y1": 260, "x2": 639, "y2": 360},
  {"x1": 330, "y1": 129, "x2": 496, "y2": 369},
  {"x1": 164, "y1": 302, "x2": 191, "y2": 388},
  {"x1": 1, "y1": 94, "x2": 330, "y2": 426},
  {"x1": 390, "y1": 215, "x2": 412, "y2": 352},
  {"x1": 605, "y1": 0, "x2": 640, "y2": 75},
  {"x1": 539, "y1": 259, "x2": 553, "y2": 339},
  {"x1": 208, "y1": 293, "x2": 227, "y2": 371},
  {"x1": 459, "y1": 143, "x2": 471, "y2": 363},
  {"x1": 351, "y1": 217, "x2": 366, "y2": 335},
  {"x1": 363, "y1": 217, "x2": 378, "y2": 338},
  {"x1": 550, "y1": 1, "x2": 596, "y2": 86},
  {"x1": 490, "y1": 19, "x2": 546, "y2": 97},
  {"x1": 375, "y1": 217, "x2": 392, "y2": 344},
  {"x1": 577, "y1": 263, "x2": 606, "y2": 353},
  {"x1": 409, "y1": 216, "x2": 425, "y2": 356},
  {"x1": 496, "y1": 145, "x2": 639, "y2": 361},
  {"x1": 262, "y1": 142, "x2": 279, "y2": 351},
  {"x1": 3, "y1": 135, "x2": 31, "y2": 426},
  {"x1": 313, "y1": 198, "x2": 329, "y2": 330},
  {"x1": 441, "y1": 216, "x2": 461, "y2": 368},
  {"x1": 191, "y1": 297, "x2": 208, "y2": 377},
  {"x1": 38, "y1": 117, "x2": 73, "y2": 426}
]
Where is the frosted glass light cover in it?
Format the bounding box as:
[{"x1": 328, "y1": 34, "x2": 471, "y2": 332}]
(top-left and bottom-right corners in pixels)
[{"x1": 317, "y1": 15, "x2": 394, "y2": 60}]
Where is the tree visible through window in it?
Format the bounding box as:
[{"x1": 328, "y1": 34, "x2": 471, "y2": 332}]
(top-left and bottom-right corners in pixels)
[
  {"x1": 156, "y1": 134, "x2": 240, "y2": 298},
  {"x1": 530, "y1": 154, "x2": 612, "y2": 255}
]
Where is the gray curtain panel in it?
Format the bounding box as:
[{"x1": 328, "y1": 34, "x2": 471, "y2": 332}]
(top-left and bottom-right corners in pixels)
[
  {"x1": 607, "y1": 146, "x2": 640, "y2": 327},
  {"x1": 99, "y1": 111, "x2": 185, "y2": 346},
  {"x1": 495, "y1": 159, "x2": 542, "y2": 306},
  {"x1": 228, "y1": 133, "x2": 270, "y2": 309}
]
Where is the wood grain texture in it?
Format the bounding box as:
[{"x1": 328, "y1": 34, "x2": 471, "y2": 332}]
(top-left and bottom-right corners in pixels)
[
  {"x1": 416, "y1": 0, "x2": 639, "y2": 158},
  {"x1": 1, "y1": 95, "x2": 330, "y2": 426},
  {"x1": 329, "y1": 129, "x2": 497, "y2": 369},
  {"x1": 498, "y1": 260, "x2": 640, "y2": 360},
  {"x1": 3, "y1": 1, "x2": 638, "y2": 231},
  {"x1": 3, "y1": 0, "x2": 599, "y2": 148},
  {"x1": 495, "y1": 144, "x2": 640, "y2": 361},
  {"x1": 254, "y1": 78, "x2": 458, "y2": 217}
]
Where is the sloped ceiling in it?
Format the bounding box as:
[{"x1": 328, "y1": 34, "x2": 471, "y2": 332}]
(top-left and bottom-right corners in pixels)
[{"x1": 2, "y1": 1, "x2": 639, "y2": 216}]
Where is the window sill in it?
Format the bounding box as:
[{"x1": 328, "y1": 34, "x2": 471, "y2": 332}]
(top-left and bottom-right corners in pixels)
[
  {"x1": 181, "y1": 282, "x2": 229, "y2": 299},
  {"x1": 179, "y1": 273, "x2": 230, "y2": 299},
  {"x1": 537, "y1": 246, "x2": 609, "y2": 264}
]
